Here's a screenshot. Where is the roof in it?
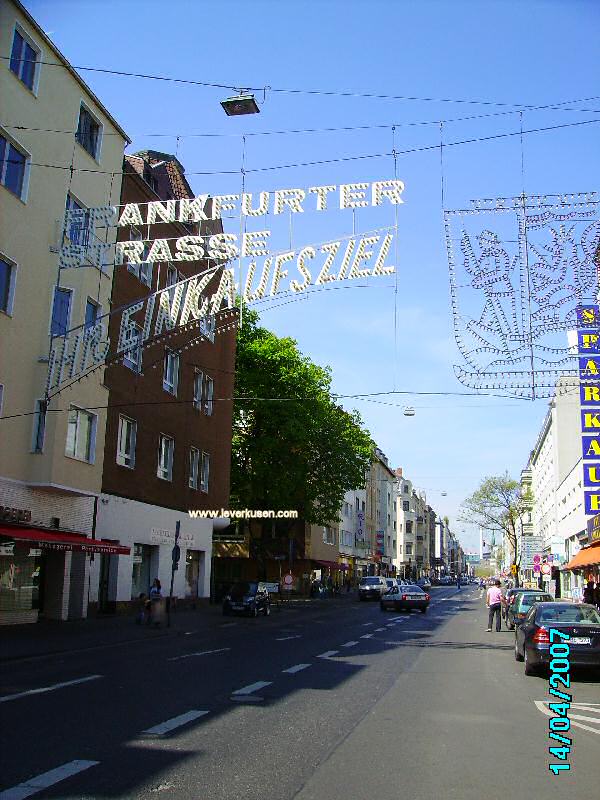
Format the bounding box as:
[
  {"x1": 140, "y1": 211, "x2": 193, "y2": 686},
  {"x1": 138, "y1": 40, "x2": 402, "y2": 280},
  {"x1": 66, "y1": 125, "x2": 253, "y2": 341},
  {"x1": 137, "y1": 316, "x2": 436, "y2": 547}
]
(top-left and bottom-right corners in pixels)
[
  {"x1": 563, "y1": 540, "x2": 600, "y2": 570},
  {"x1": 13, "y1": 0, "x2": 130, "y2": 143}
]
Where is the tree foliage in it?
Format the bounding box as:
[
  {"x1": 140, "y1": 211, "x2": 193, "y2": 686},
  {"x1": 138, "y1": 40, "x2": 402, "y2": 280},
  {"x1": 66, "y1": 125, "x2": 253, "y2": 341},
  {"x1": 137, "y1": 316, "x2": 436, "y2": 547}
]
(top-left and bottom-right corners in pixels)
[
  {"x1": 231, "y1": 309, "x2": 374, "y2": 528},
  {"x1": 460, "y1": 473, "x2": 531, "y2": 575}
]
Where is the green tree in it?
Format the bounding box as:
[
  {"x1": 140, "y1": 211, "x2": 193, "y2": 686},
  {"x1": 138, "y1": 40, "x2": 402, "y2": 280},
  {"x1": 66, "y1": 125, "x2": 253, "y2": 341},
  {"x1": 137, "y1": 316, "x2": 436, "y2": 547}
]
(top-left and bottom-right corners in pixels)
[
  {"x1": 460, "y1": 473, "x2": 530, "y2": 585},
  {"x1": 231, "y1": 309, "x2": 374, "y2": 574}
]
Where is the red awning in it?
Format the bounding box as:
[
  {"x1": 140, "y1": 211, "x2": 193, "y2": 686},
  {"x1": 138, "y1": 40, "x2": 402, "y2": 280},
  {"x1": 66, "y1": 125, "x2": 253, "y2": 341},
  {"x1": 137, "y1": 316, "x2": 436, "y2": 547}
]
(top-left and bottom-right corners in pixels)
[
  {"x1": 0, "y1": 525, "x2": 130, "y2": 555},
  {"x1": 563, "y1": 540, "x2": 600, "y2": 570},
  {"x1": 315, "y1": 560, "x2": 349, "y2": 571}
]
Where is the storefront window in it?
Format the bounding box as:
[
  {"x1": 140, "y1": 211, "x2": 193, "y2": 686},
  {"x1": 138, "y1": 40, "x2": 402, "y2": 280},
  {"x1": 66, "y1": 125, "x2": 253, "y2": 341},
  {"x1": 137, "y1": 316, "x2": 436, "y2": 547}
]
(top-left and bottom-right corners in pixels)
[
  {"x1": 185, "y1": 550, "x2": 200, "y2": 598},
  {"x1": 0, "y1": 540, "x2": 41, "y2": 618},
  {"x1": 131, "y1": 543, "x2": 152, "y2": 599}
]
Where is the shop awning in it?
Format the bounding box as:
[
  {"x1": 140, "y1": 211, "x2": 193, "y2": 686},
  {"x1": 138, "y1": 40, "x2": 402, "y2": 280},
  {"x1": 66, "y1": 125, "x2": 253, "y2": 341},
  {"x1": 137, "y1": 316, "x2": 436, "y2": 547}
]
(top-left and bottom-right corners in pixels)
[
  {"x1": 0, "y1": 525, "x2": 130, "y2": 555},
  {"x1": 563, "y1": 540, "x2": 600, "y2": 570},
  {"x1": 314, "y1": 559, "x2": 349, "y2": 571}
]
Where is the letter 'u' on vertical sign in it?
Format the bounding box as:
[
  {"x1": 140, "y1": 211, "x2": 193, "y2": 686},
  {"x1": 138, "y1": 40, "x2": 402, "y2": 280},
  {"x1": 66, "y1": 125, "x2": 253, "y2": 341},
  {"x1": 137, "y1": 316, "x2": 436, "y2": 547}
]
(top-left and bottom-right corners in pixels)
[{"x1": 583, "y1": 464, "x2": 600, "y2": 486}]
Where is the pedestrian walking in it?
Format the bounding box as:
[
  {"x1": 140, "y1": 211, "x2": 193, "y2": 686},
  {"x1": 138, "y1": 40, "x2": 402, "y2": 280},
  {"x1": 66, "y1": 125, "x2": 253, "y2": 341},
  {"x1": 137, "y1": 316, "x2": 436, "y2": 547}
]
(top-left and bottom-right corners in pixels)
[
  {"x1": 149, "y1": 578, "x2": 164, "y2": 627},
  {"x1": 456, "y1": 576, "x2": 461, "y2": 592},
  {"x1": 583, "y1": 581, "x2": 595, "y2": 605},
  {"x1": 486, "y1": 579, "x2": 503, "y2": 632}
]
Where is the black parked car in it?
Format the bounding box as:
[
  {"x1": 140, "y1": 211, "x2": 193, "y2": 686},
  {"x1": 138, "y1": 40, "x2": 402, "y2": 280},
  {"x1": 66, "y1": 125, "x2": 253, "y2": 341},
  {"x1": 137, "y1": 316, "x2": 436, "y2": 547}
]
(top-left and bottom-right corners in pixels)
[
  {"x1": 380, "y1": 584, "x2": 430, "y2": 613},
  {"x1": 223, "y1": 581, "x2": 270, "y2": 617},
  {"x1": 506, "y1": 591, "x2": 553, "y2": 630},
  {"x1": 514, "y1": 602, "x2": 600, "y2": 676}
]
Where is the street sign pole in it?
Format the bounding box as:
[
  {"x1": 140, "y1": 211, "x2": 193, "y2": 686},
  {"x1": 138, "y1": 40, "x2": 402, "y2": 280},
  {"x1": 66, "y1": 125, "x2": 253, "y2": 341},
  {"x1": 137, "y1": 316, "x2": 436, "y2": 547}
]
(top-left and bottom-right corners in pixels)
[{"x1": 167, "y1": 520, "x2": 181, "y2": 628}]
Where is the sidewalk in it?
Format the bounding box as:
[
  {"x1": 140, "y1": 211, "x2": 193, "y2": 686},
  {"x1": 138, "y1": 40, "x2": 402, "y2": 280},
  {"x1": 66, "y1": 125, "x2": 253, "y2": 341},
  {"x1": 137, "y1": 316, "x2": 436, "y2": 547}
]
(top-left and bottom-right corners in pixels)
[{"x1": 0, "y1": 592, "x2": 356, "y2": 663}]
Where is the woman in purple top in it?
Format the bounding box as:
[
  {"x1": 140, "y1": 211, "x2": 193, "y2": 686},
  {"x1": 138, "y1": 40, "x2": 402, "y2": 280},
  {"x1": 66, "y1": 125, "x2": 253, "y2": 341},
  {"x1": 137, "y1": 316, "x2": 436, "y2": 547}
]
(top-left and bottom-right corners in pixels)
[{"x1": 486, "y1": 580, "x2": 503, "y2": 632}]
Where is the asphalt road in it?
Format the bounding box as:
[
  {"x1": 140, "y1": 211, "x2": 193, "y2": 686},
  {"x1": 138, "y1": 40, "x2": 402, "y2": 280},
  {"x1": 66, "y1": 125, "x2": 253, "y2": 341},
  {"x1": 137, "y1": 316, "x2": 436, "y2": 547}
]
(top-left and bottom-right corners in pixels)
[{"x1": 1, "y1": 586, "x2": 598, "y2": 800}]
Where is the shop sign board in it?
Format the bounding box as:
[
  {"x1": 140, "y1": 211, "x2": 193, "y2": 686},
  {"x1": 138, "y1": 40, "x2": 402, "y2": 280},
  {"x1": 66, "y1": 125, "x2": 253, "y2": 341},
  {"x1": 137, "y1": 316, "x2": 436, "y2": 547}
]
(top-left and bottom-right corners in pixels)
[
  {"x1": 578, "y1": 305, "x2": 600, "y2": 516},
  {"x1": 587, "y1": 513, "x2": 600, "y2": 542}
]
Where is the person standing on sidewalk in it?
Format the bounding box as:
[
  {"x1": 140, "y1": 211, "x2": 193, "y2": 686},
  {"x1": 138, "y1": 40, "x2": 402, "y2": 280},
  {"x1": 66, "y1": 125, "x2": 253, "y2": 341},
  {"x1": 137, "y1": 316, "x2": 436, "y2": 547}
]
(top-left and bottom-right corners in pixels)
[{"x1": 486, "y1": 579, "x2": 503, "y2": 632}]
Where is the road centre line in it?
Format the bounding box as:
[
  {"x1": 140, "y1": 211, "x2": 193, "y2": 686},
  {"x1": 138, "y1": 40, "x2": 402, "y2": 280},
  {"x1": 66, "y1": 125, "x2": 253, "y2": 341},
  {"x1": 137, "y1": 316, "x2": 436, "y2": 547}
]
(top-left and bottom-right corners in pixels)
[
  {"x1": 276, "y1": 635, "x2": 302, "y2": 641},
  {"x1": 317, "y1": 650, "x2": 339, "y2": 659},
  {"x1": 231, "y1": 681, "x2": 272, "y2": 696},
  {"x1": 361, "y1": 622, "x2": 374, "y2": 626},
  {"x1": 360, "y1": 633, "x2": 373, "y2": 639},
  {"x1": 168, "y1": 648, "x2": 230, "y2": 661},
  {"x1": 0, "y1": 760, "x2": 99, "y2": 800},
  {"x1": 142, "y1": 710, "x2": 209, "y2": 736},
  {"x1": 341, "y1": 640, "x2": 358, "y2": 647},
  {"x1": 282, "y1": 664, "x2": 311, "y2": 674},
  {"x1": 0, "y1": 675, "x2": 103, "y2": 703}
]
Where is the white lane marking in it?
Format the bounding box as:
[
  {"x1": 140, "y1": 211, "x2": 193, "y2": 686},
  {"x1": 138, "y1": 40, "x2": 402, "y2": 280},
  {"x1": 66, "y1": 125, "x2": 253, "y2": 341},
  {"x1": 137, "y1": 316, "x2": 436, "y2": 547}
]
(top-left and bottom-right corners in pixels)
[
  {"x1": 276, "y1": 635, "x2": 302, "y2": 641},
  {"x1": 168, "y1": 647, "x2": 230, "y2": 662},
  {"x1": 231, "y1": 681, "x2": 272, "y2": 696},
  {"x1": 360, "y1": 633, "x2": 373, "y2": 639},
  {"x1": 534, "y1": 701, "x2": 600, "y2": 736},
  {"x1": 0, "y1": 760, "x2": 99, "y2": 799},
  {"x1": 220, "y1": 622, "x2": 237, "y2": 627},
  {"x1": 317, "y1": 650, "x2": 339, "y2": 659},
  {"x1": 374, "y1": 627, "x2": 386, "y2": 632},
  {"x1": 282, "y1": 663, "x2": 311, "y2": 674},
  {"x1": 0, "y1": 675, "x2": 102, "y2": 704},
  {"x1": 389, "y1": 616, "x2": 404, "y2": 621},
  {"x1": 361, "y1": 622, "x2": 374, "y2": 627},
  {"x1": 385, "y1": 623, "x2": 396, "y2": 628},
  {"x1": 341, "y1": 640, "x2": 358, "y2": 647},
  {"x1": 184, "y1": 631, "x2": 195, "y2": 636},
  {"x1": 143, "y1": 709, "x2": 209, "y2": 735}
]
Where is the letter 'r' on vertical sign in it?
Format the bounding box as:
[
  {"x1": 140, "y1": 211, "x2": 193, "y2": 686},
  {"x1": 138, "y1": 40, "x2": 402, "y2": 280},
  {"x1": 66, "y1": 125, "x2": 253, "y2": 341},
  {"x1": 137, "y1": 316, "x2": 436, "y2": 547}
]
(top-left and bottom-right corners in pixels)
[
  {"x1": 581, "y1": 383, "x2": 600, "y2": 405},
  {"x1": 576, "y1": 304, "x2": 600, "y2": 328},
  {"x1": 585, "y1": 491, "x2": 600, "y2": 514},
  {"x1": 583, "y1": 464, "x2": 600, "y2": 486},
  {"x1": 582, "y1": 435, "x2": 600, "y2": 460}
]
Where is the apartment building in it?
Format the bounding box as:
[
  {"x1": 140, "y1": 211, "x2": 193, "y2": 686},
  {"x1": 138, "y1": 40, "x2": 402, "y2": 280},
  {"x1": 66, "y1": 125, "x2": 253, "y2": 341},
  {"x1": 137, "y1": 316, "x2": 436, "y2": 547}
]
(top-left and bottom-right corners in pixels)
[
  {"x1": 0, "y1": 0, "x2": 129, "y2": 623},
  {"x1": 93, "y1": 151, "x2": 236, "y2": 612},
  {"x1": 338, "y1": 488, "x2": 369, "y2": 578},
  {"x1": 365, "y1": 448, "x2": 396, "y2": 575}
]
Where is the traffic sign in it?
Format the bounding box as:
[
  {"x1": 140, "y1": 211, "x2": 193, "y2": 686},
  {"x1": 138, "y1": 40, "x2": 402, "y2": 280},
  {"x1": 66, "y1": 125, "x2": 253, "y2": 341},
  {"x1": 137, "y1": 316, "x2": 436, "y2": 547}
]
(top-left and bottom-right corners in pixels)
[
  {"x1": 541, "y1": 563, "x2": 551, "y2": 575},
  {"x1": 533, "y1": 554, "x2": 541, "y2": 564},
  {"x1": 533, "y1": 565, "x2": 541, "y2": 574},
  {"x1": 282, "y1": 573, "x2": 294, "y2": 591}
]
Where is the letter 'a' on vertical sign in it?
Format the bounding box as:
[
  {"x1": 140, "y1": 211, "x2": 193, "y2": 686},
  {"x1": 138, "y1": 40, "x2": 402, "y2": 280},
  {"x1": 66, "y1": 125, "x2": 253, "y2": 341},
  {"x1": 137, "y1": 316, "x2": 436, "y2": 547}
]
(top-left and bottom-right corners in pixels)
[
  {"x1": 576, "y1": 304, "x2": 600, "y2": 329},
  {"x1": 581, "y1": 383, "x2": 600, "y2": 406},
  {"x1": 585, "y1": 491, "x2": 600, "y2": 515},
  {"x1": 583, "y1": 464, "x2": 600, "y2": 487},
  {"x1": 582, "y1": 435, "x2": 600, "y2": 460},
  {"x1": 581, "y1": 410, "x2": 600, "y2": 432},
  {"x1": 580, "y1": 357, "x2": 600, "y2": 379}
]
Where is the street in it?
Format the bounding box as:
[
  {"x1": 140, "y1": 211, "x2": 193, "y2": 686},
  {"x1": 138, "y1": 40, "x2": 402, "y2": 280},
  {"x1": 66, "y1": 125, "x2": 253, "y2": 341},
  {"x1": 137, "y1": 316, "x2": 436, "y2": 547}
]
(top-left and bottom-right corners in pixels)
[{"x1": 1, "y1": 586, "x2": 598, "y2": 800}]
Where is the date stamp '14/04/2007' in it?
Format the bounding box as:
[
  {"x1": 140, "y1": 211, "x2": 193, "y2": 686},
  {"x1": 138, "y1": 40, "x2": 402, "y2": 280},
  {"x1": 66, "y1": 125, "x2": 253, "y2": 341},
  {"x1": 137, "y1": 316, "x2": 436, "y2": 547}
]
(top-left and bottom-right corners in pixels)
[{"x1": 547, "y1": 628, "x2": 572, "y2": 775}]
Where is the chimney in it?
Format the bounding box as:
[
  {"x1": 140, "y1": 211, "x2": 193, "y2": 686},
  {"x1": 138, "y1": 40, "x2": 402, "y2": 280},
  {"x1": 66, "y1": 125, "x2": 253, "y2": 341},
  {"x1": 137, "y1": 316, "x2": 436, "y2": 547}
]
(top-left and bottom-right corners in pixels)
[{"x1": 394, "y1": 467, "x2": 403, "y2": 477}]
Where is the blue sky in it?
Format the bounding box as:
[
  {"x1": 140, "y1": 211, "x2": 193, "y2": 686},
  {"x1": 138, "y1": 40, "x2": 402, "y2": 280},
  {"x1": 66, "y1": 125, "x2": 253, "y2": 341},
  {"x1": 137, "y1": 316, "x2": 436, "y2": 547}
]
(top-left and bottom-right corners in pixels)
[{"x1": 24, "y1": 0, "x2": 600, "y2": 550}]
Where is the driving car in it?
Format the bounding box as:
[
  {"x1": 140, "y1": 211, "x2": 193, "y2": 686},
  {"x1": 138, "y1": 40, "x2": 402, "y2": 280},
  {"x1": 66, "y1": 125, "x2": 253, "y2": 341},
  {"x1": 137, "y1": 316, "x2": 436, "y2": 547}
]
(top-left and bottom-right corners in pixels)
[
  {"x1": 380, "y1": 583, "x2": 430, "y2": 613},
  {"x1": 514, "y1": 602, "x2": 600, "y2": 676},
  {"x1": 223, "y1": 581, "x2": 270, "y2": 617},
  {"x1": 505, "y1": 591, "x2": 552, "y2": 630},
  {"x1": 416, "y1": 577, "x2": 432, "y2": 590},
  {"x1": 358, "y1": 576, "x2": 388, "y2": 600}
]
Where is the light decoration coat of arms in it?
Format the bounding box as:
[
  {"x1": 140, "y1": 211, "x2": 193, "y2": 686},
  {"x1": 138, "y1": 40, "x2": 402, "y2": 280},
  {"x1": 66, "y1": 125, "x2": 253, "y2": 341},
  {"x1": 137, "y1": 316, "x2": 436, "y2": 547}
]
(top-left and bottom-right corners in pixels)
[{"x1": 444, "y1": 192, "x2": 599, "y2": 398}]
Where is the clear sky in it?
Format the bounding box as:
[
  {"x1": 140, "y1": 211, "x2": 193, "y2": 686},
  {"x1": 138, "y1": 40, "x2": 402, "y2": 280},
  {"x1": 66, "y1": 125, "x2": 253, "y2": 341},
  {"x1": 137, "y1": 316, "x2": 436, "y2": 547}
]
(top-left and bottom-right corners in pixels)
[{"x1": 23, "y1": 0, "x2": 600, "y2": 551}]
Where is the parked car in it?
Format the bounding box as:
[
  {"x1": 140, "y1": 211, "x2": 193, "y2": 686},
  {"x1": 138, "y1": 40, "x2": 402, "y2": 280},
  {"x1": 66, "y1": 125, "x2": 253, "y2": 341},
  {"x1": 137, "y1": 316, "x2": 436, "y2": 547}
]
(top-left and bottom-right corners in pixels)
[
  {"x1": 358, "y1": 576, "x2": 388, "y2": 601},
  {"x1": 506, "y1": 591, "x2": 552, "y2": 630},
  {"x1": 514, "y1": 602, "x2": 600, "y2": 676},
  {"x1": 503, "y1": 587, "x2": 535, "y2": 624},
  {"x1": 223, "y1": 581, "x2": 270, "y2": 617},
  {"x1": 380, "y1": 584, "x2": 430, "y2": 613},
  {"x1": 416, "y1": 577, "x2": 432, "y2": 590}
]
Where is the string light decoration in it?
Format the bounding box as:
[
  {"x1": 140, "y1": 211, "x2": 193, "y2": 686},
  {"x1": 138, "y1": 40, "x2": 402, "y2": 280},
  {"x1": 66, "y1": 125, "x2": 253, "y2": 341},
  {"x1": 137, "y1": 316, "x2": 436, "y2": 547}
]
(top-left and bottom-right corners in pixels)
[{"x1": 445, "y1": 191, "x2": 600, "y2": 399}]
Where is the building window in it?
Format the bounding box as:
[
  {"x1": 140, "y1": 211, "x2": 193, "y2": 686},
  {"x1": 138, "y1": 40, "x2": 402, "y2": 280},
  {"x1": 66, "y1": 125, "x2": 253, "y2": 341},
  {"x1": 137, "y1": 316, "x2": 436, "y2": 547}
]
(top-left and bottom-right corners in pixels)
[
  {"x1": 398, "y1": 544, "x2": 402, "y2": 554},
  {"x1": 0, "y1": 255, "x2": 16, "y2": 315},
  {"x1": 85, "y1": 298, "x2": 100, "y2": 329},
  {"x1": 200, "y1": 451, "x2": 210, "y2": 492},
  {"x1": 117, "y1": 415, "x2": 136, "y2": 468},
  {"x1": 361, "y1": 501, "x2": 365, "y2": 511},
  {"x1": 129, "y1": 227, "x2": 152, "y2": 286},
  {"x1": 193, "y1": 370, "x2": 203, "y2": 410},
  {"x1": 65, "y1": 406, "x2": 96, "y2": 463},
  {"x1": 123, "y1": 324, "x2": 142, "y2": 372},
  {"x1": 406, "y1": 543, "x2": 413, "y2": 556},
  {"x1": 65, "y1": 194, "x2": 90, "y2": 247},
  {"x1": 75, "y1": 104, "x2": 102, "y2": 159},
  {"x1": 402, "y1": 500, "x2": 410, "y2": 512},
  {"x1": 322, "y1": 526, "x2": 335, "y2": 545},
  {"x1": 31, "y1": 399, "x2": 46, "y2": 452},
  {"x1": 0, "y1": 132, "x2": 28, "y2": 200},
  {"x1": 406, "y1": 521, "x2": 413, "y2": 534},
  {"x1": 342, "y1": 530, "x2": 353, "y2": 547},
  {"x1": 163, "y1": 350, "x2": 179, "y2": 395},
  {"x1": 189, "y1": 447, "x2": 200, "y2": 489},
  {"x1": 403, "y1": 484, "x2": 409, "y2": 493},
  {"x1": 157, "y1": 434, "x2": 174, "y2": 481},
  {"x1": 355, "y1": 497, "x2": 360, "y2": 512},
  {"x1": 204, "y1": 375, "x2": 214, "y2": 415},
  {"x1": 50, "y1": 287, "x2": 72, "y2": 336},
  {"x1": 9, "y1": 27, "x2": 40, "y2": 92}
]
